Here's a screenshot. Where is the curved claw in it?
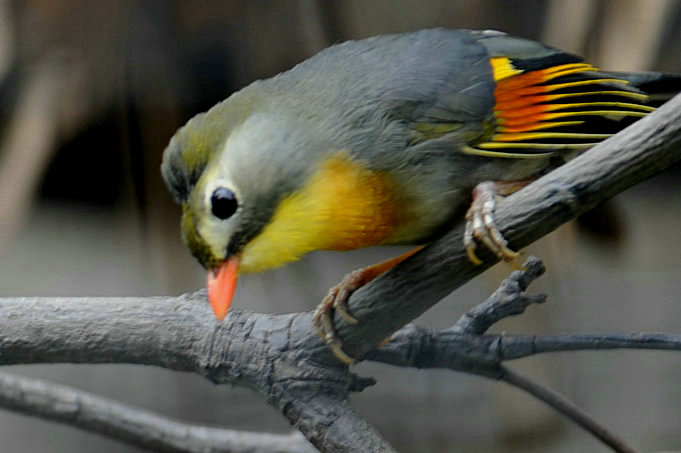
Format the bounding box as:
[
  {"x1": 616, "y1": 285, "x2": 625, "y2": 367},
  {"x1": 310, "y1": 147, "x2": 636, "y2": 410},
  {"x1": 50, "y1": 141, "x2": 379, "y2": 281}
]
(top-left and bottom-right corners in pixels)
[
  {"x1": 466, "y1": 243, "x2": 483, "y2": 266},
  {"x1": 326, "y1": 337, "x2": 357, "y2": 365},
  {"x1": 334, "y1": 287, "x2": 359, "y2": 325},
  {"x1": 464, "y1": 180, "x2": 531, "y2": 267},
  {"x1": 312, "y1": 247, "x2": 425, "y2": 365},
  {"x1": 312, "y1": 298, "x2": 356, "y2": 364},
  {"x1": 313, "y1": 276, "x2": 362, "y2": 364}
]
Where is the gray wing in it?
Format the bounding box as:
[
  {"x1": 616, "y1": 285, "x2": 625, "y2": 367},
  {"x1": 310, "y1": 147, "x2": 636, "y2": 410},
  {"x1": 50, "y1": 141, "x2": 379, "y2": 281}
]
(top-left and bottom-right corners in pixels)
[{"x1": 268, "y1": 28, "x2": 498, "y2": 145}]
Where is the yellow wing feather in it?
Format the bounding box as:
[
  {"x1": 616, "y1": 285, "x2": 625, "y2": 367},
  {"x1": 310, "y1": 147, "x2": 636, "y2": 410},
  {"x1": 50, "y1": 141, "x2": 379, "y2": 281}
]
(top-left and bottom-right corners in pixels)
[{"x1": 476, "y1": 57, "x2": 655, "y2": 158}]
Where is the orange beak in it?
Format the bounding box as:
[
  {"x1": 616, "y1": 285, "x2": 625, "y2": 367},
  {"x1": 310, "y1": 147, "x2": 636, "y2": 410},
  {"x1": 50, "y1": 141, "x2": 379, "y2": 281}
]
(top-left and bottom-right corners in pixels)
[{"x1": 206, "y1": 256, "x2": 239, "y2": 320}]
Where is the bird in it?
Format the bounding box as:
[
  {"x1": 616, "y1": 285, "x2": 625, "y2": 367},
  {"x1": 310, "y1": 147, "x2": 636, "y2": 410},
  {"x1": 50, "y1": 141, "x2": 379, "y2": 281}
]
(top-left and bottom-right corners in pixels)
[{"x1": 161, "y1": 28, "x2": 680, "y2": 363}]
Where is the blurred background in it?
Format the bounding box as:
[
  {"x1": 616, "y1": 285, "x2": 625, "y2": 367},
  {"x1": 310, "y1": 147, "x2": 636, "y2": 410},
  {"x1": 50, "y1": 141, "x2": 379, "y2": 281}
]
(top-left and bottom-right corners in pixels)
[{"x1": 1, "y1": 0, "x2": 680, "y2": 451}]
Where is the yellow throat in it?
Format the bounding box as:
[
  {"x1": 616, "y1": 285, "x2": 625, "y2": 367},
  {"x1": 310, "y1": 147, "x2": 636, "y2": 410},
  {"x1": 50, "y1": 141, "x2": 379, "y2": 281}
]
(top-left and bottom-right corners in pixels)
[{"x1": 239, "y1": 152, "x2": 400, "y2": 274}]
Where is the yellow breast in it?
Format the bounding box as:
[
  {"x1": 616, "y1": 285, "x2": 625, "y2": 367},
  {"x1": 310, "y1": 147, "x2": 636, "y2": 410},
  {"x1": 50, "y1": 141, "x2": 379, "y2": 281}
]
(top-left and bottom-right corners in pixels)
[{"x1": 239, "y1": 152, "x2": 400, "y2": 274}]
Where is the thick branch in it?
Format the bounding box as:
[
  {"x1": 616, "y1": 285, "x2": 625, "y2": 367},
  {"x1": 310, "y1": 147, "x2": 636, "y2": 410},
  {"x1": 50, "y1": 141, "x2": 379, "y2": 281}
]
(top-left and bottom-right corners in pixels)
[
  {"x1": 0, "y1": 371, "x2": 316, "y2": 453},
  {"x1": 0, "y1": 295, "x2": 392, "y2": 452}
]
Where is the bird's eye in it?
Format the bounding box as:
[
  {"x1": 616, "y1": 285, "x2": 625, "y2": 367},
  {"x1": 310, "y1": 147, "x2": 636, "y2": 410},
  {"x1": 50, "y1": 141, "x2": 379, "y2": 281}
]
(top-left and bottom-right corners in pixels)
[{"x1": 210, "y1": 187, "x2": 238, "y2": 220}]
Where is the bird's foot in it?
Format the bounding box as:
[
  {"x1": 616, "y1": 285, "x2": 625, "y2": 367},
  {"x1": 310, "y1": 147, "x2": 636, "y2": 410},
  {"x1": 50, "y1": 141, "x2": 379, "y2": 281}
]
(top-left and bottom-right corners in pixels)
[
  {"x1": 464, "y1": 180, "x2": 530, "y2": 269},
  {"x1": 313, "y1": 269, "x2": 363, "y2": 365},
  {"x1": 313, "y1": 246, "x2": 425, "y2": 365}
]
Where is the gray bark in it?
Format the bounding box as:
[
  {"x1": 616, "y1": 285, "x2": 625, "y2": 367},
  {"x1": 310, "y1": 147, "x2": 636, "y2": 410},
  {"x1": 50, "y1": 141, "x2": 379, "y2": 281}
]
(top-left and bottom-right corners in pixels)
[{"x1": 0, "y1": 372, "x2": 316, "y2": 453}]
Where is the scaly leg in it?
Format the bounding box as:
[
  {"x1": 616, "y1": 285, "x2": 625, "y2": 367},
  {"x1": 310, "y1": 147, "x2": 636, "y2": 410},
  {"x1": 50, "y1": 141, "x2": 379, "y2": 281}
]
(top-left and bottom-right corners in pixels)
[
  {"x1": 464, "y1": 180, "x2": 532, "y2": 268},
  {"x1": 313, "y1": 246, "x2": 424, "y2": 364}
]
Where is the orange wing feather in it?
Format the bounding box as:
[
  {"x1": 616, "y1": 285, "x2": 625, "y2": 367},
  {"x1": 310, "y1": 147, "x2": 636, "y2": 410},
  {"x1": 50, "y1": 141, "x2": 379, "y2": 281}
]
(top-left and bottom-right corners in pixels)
[{"x1": 463, "y1": 57, "x2": 655, "y2": 158}]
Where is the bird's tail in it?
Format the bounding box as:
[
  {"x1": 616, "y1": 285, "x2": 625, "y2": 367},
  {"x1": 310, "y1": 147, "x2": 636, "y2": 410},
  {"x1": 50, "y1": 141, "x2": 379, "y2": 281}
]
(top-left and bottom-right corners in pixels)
[{"x1": 606, "y1": 71, "x2": 681, "y2": 106}]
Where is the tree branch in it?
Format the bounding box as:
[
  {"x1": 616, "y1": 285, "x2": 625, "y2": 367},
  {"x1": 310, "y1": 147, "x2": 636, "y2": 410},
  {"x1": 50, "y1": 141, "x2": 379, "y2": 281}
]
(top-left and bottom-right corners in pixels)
[
  {"x1": 500, "y1": 332, "x2": 681, "y2": 360},
  {"x1": 363, "y1": 258, "x2": 664, "y2": 453},
  {"x1": 499, "y1": 367, "x2": 640, "y2": 453},
  {"x1": 451, "y1": 256, "x2": 547, "y2": 335},
  {"x1": 367, "y1": 327, "x2": 681, "y2": 373},
  {"x1": 0, "y1": 371, "x2": 316, "y2": 453},
  {"x1": 366, "y1": 253, "x2": 681, "y2": 371},
  {"x1": 0, "y1": 294, "x2": 393, "y2": 452},
  {"x1": 4, "y1": 263, "x2": 680, "y2": 451}
]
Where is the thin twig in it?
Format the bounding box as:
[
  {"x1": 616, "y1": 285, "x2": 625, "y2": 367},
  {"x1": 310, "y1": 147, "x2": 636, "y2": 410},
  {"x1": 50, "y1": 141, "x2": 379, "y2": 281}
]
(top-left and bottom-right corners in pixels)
[
  {"x1": 499, "y1": 366, "x2": 641, "y2": 453},
  {"x1": 365, "y1": 257, "x2": 675, "y2": 453},
  {"x1": 0, "y1": 371, "x2": 317, "y2": 453},
  {"x1": 452, "y1": 256, "x2": 547, "y2": 334},
  {"x1": 369, "y1": 329, "x2": 681, "y2": 369},
  {"x1": 499, "y1": 332, "x2": 681, "y2": 360}
]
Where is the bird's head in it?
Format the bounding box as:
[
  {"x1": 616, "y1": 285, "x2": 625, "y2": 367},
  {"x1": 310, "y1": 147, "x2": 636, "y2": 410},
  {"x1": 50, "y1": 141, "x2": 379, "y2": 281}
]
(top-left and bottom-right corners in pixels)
[
  {"x1": 162, "y1": 96, "x2": 399, "y2": 321},
  {"x1": 162, "y1": 96, "x2": 314, "y2": 318}
]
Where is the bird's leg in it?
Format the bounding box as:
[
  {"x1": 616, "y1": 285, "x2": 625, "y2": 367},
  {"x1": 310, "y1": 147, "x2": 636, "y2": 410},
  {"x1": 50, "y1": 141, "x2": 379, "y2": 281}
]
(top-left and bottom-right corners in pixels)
[
  {"x1": 464, "y1": 179, "x2": 532, "y2": 268},
  {"x1": 313, "y1": 246, "x2": 425, "y2": 364}
]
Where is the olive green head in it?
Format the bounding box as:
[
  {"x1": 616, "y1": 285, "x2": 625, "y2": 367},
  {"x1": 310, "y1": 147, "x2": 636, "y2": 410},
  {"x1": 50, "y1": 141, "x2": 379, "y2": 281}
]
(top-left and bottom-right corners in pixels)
[
  {"x1": 161, "y1": 95, "x2": 324, "y2": 271},
  {"x1": 161, "y1": 95, "x2": 255, "y2": 270}
]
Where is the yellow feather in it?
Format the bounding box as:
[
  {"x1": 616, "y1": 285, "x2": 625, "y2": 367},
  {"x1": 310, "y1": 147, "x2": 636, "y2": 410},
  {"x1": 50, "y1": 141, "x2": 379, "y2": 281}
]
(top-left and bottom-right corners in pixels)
[
  {"x1": 491, "y1": 132, "x2": 613, "y2": 141},
  {"x1": 460, "y1": 146, "x2": 554, "y2": 159},
  {"x1": 239, "y1": 153, "x2": 398, "y2": 274},
  {"x1": 490, "y1": 57, "x2": 523, "y2": 81}
]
